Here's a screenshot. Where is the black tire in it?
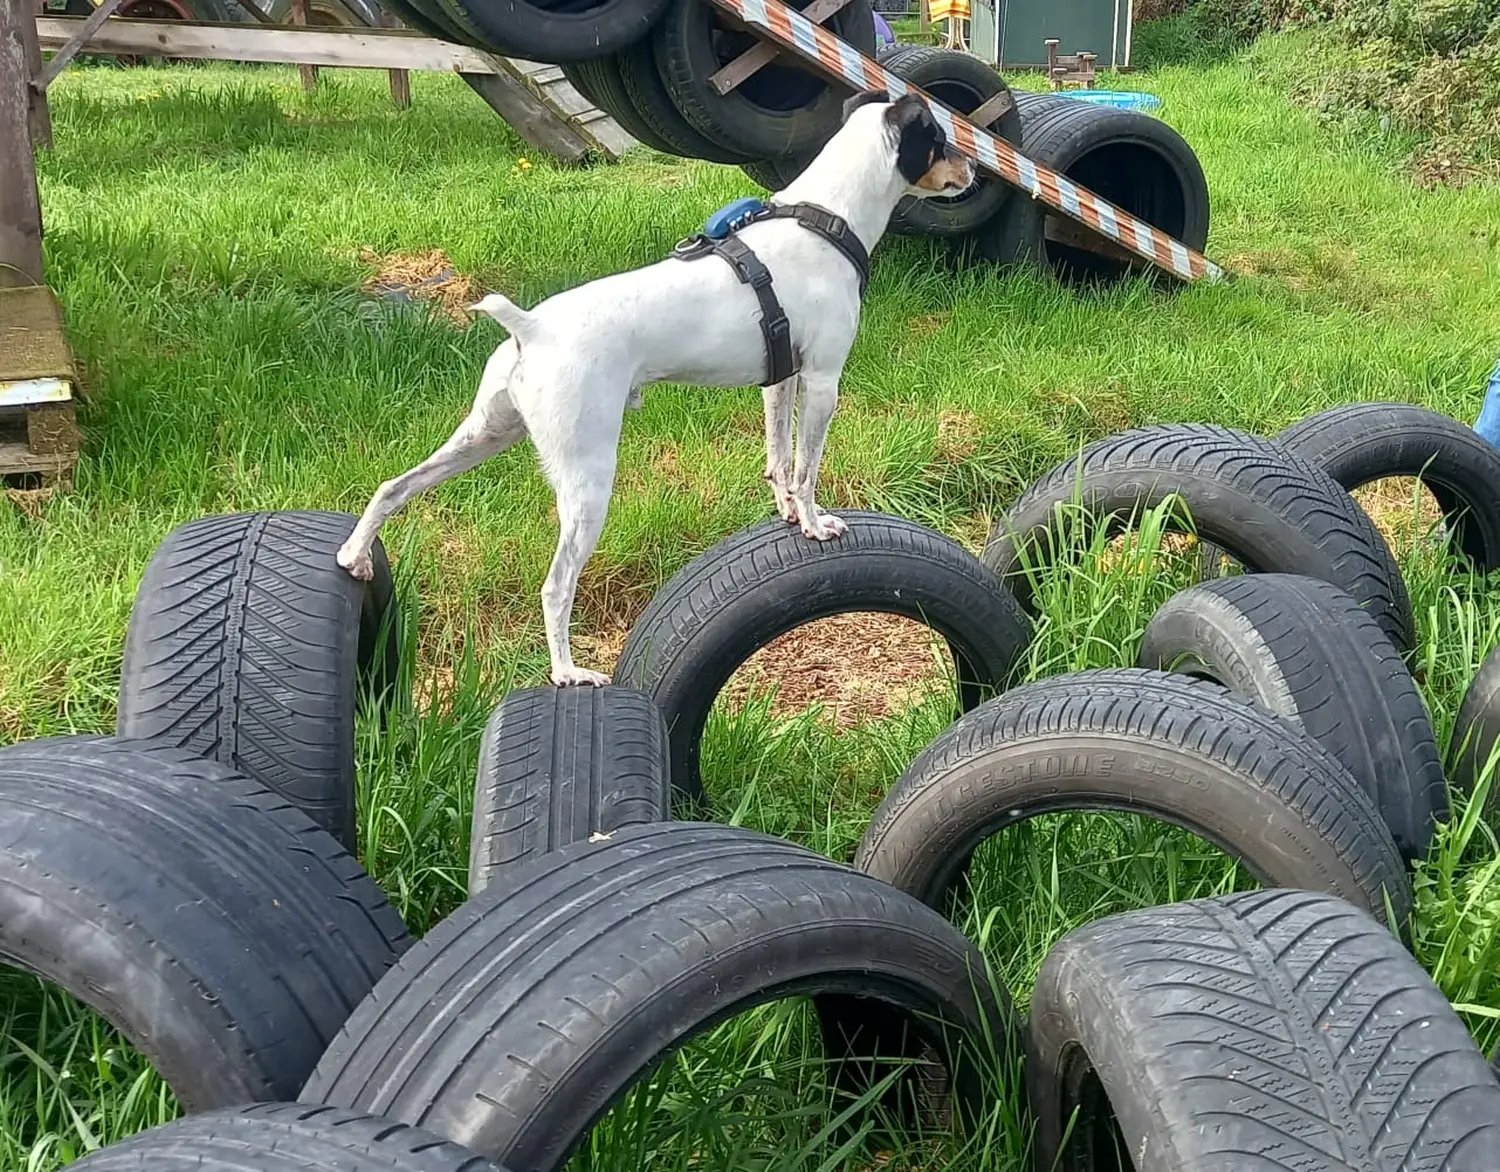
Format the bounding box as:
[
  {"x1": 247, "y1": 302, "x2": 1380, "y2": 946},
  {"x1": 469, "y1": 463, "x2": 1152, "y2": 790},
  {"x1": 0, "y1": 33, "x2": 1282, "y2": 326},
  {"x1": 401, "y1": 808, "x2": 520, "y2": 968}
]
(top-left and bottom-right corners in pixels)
[
  {"x1": 261, "y1": 0, "x2": 386, "y2": 24},
  {"x1": 740, "y1": 157, "x2": 796, "y2": 190},
  {"x1": 1027, "y1": 890, "x2": 1500, "y2": 1172},
  {"x1": 0, "y1": 736, "x2": 411, "y2": 1111},
  {"x1": 613, "y1": 510, "x2": 1032, "y2": 810},
  {"x1": 467, "y1": 686, "x2": 670, "y2": 897},
  {"x1": 431, "y1": 0, "x2": 673, "y2": 63},
  {"x1": 615, "y1": 38, "x2": 750, "y2": 162},
  {"x1": 1276, "y1": 401, "x2": 1500, "y2": 571},
  {"x1": 971, "y1": 91, "x2": 1210, "y2": 285},
  {"x1": 562, "y1": 58, "x2": 682, "y2": 155},
  {"x1": 855, "y1": 669, "x2": 1413, "y2": 927},
  {"x1": 370, "y1": 0, "x2": 479, "y2": 46},
  {"x1": 982, "y1": 423, "x2": 1416, "y2": 652},
  {"x1": 1453, "y1": 644, "x2": 1500, "y2": 803},
  {"x1": 302, "y1": 823, "x2": 1015, "y2": 1171},
  {"x1": 883, "y1": 47, "x2": 1021, "y2": 238},
  {"x1": 117, "y1": 510, "x2": 401, "y2": 854},
  {"x1": 653, "y1": 0, "x2": 876, "y2": 159},
  {"x1": 1138, "y1": 573, "x2": 1447, "y2": 863},
  {"x1": 67, "y1": 1103, "x2": 503, "y2": 1172}
]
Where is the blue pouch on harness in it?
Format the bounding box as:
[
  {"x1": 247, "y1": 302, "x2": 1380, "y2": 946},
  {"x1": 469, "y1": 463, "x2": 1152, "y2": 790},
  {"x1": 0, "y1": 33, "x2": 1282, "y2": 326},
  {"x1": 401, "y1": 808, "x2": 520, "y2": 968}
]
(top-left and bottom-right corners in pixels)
[{"x1": 704, "y1": 197, "x2": 766, "y2": 240}]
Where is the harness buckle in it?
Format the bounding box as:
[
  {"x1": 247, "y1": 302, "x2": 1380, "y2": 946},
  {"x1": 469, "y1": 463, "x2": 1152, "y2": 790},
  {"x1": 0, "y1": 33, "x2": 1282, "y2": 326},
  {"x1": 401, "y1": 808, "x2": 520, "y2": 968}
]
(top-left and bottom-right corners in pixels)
[{"x1": 672, "y1": 233, "x2": 713, "y2": 259}]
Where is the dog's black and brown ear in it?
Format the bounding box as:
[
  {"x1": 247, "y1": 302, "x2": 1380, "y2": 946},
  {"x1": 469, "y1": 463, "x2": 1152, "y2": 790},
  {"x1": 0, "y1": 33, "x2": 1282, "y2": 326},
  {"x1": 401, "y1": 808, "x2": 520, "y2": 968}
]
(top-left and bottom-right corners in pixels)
[
  {"x1": 885, "y1": 93, "x2": 971, "y2": 191},
  {"x1": 884, "y1": 94, "x2": 943, "y2": 184},
  {"x1": 842, "y1": 89, "x2": 890, "y2": 122}
]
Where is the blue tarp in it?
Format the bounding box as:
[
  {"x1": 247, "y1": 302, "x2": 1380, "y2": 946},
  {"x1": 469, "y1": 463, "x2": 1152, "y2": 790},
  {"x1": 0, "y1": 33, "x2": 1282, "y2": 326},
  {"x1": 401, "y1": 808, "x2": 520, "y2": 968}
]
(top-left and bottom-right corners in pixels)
[{"x1": 1477, "y1": 356, "x2": 1500, "y2": 451}]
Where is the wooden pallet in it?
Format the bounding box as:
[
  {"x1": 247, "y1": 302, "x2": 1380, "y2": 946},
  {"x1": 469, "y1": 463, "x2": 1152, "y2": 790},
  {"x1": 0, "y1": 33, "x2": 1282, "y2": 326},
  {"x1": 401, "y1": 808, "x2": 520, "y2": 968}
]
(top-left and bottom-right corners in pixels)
[{"x1": 0, "y1": 285, "x2": 79, "y2": 487}]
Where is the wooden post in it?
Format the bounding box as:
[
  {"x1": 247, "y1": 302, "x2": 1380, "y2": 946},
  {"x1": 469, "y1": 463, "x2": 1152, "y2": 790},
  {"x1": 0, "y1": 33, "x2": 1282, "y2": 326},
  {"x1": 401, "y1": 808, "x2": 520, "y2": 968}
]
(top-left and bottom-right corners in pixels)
[
  {"x1": 388, "y1": 67, "x2": 410, "y2": 107},
  {"x1": 373, "y1": 5, "x2": 410, "y2": 109},
  {"x1": 0, "y1": 0, "x2": 45, "y2": 286},
  {"x1": 20, "y1": 0, "x2": 51, "y2": 148},
  {"x1": 291, "y1": 0, "x2": 318, "y2": 92}
]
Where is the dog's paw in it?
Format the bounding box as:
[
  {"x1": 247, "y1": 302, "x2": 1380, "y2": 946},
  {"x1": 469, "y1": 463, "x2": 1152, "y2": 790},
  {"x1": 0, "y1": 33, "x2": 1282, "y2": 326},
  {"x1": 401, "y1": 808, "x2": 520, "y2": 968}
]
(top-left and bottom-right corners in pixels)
[
  {"x1": 773, "y1": 489, "x2": 799, "y2": 524},
  {"x1": 552, "y1": 665, "x2": 612, "y2": 687},
  {"x1": 800, "y1": 510, "x2": 847, "y2": 541},
  {"x1": 336, "y1": 543, "x2": 375, "y2": 581}
]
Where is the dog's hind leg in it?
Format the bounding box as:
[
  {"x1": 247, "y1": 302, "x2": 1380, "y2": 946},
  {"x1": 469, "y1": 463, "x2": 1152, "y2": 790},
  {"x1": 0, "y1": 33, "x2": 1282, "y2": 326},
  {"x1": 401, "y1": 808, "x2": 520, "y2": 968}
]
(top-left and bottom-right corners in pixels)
[
  {"x1": 537, "y1": 459, "x2": 619, "y2": 688},
  {"x1": 337, "y1": 350, "x2": 526, "y2": 580},
  {"x1": 762, "y1": 375, "x2": 797, "y2": 523},
  {"x1": 788, "y1": 369, "x2": 846, "y2": 541}
]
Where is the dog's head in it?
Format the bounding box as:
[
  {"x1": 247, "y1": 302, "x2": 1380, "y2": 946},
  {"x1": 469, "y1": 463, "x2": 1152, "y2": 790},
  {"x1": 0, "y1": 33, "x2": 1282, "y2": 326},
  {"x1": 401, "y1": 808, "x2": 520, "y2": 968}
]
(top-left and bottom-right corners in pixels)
[{"x1": 843, "y1": 90, "x2": 975, "y2": 198}]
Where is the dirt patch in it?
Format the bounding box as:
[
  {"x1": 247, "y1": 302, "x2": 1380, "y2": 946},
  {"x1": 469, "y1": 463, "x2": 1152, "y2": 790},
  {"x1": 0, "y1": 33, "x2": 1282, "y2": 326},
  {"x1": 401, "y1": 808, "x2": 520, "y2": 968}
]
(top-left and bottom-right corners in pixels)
[
  {"x1": 3, "y1": 486, "x2": 55, "y2": 519},
  {"x1": 935, "y1": 408, "x2": 982, "y2": 464},
  {"x1": 1352, "y1": 476, "x2": 1444, "y2": 556},
  {"x1": 906, "y1": 312, "x2": 950, "y2": 336},
  {"x1": 359, "y1": 248, "x2": 482, "y2": 324},
  {"x1": 720, "y1": 611, "x2": 949, "y2": 728}
]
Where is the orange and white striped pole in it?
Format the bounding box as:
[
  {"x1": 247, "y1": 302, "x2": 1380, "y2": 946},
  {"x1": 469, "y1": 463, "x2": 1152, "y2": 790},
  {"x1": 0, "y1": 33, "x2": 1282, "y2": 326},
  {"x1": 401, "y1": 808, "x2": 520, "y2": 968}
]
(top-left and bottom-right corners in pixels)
[{"x1": 708, "y1": 0, "x2": 1226, "y2": 283}]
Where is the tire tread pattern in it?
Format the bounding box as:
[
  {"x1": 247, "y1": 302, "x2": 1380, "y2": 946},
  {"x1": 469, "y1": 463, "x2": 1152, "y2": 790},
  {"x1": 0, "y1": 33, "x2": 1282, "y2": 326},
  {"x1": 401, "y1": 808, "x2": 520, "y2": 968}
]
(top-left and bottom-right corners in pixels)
[
  {"x1": 1139, "y1": 573, "x2": 1447, "y2": 861},
  {"x1": 1028, "y1": 889, "x2": 1500, "y2": 1171},
  {"x1": 118, "y1": 510, "x2": 397, "y2": 850},
  {"x1": 467, "y1": 686, "x2": 670, "y2": 896}
]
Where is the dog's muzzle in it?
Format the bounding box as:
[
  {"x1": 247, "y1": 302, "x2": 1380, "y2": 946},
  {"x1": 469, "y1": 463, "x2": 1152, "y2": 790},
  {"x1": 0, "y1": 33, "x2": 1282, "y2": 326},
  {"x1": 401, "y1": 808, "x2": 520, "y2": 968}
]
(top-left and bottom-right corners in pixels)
[{"x1": 945, "y1": 146, "x2": 977, "y2": 193}]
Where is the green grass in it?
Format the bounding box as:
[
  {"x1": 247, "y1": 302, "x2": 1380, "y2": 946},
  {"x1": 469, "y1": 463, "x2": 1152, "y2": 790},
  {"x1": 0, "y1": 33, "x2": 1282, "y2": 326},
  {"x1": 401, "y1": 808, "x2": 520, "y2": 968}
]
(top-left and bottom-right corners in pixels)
[{"x1": 3, "y1": 28, "x2": 1500, "y2": 1170}]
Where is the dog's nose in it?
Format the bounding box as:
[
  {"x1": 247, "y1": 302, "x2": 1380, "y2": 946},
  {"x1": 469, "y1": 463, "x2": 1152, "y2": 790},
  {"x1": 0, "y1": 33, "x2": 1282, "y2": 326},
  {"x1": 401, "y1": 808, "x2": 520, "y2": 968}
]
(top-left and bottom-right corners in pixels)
[{"x1": 946, "y1": 146, "x2": 977, "y2": 190}]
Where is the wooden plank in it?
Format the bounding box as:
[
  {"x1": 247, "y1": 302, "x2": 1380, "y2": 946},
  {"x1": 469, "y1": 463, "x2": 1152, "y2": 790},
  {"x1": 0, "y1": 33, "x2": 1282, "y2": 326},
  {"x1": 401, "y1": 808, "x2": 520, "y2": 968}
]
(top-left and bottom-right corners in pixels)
[
  {"x1": 34, "y1": 16, "x2": 504, "y2": 71},
  {"x1": 965, "y1": 85, "x2": 1013, "y2": 130},
  {"x1": 486, "y1": 56, "x2": 636, "y2": 162},
  {"x1": 574, "y1": 108, "x2": 636, "y2": 158},
  {"x1": 1043, "y1": 212, "x2": 1138, "y2": 265},
  {"x1": 536, "y1": 79, "x2": 596, "y2": 118},
  {"x1": 0, "y1": 439, "x2": 75, "y2": 479},
  {"x1": 0, "y1": 377, "x2": 72, "y2": 408},
  {"x1": 32, "y1": 0, "x2": 124, "y2": 89},
  {"x1": 1, "y1": 0, "x2": 44, "y2": 286},
  {"x1": 460, "y1": 64, "x2": 593, "y2": 164},
  {"x1": 708, "y1": 0, "x2": 851, "y2": 95}
]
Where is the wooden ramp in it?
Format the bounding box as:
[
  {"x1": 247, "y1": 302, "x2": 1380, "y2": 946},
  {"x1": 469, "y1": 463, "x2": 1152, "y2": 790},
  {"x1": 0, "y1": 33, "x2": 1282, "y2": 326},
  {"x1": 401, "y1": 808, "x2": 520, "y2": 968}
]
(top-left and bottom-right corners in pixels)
[{"x1": 478, "y1": 56, "x2": 637, "y2": 163}]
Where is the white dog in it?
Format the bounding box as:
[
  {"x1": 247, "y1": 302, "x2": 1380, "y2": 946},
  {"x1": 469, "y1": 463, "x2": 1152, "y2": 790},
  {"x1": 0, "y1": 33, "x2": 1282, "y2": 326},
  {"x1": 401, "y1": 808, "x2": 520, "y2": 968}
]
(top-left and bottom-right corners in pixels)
[{"x1": 336, "y1": 91, "x2": 975, "y2": 686}]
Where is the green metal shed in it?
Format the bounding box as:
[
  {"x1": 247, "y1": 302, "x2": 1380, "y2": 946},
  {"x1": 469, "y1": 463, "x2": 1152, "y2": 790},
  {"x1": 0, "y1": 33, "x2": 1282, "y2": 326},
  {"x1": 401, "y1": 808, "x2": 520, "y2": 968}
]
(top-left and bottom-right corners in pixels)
[{"x1": 967, "y1": 0, "x2": 1133, "y2": 70}]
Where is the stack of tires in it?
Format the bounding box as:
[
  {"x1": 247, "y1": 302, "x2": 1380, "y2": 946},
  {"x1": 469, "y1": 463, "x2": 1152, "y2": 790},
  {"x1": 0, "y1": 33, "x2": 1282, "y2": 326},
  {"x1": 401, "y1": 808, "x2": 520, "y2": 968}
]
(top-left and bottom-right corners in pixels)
[
  {"x1": 5, "y1": 401, "x2": 1500, "y2": 1170},
  {"x1": 741, "y1": 47, "x2": 1211, "y2": 283},
  {"x1": 353, "y1": 0, "x2": 881, "y2": 182},
  {"x1": 349, "y1": 0, "x2": 1212, "y2": 282}
]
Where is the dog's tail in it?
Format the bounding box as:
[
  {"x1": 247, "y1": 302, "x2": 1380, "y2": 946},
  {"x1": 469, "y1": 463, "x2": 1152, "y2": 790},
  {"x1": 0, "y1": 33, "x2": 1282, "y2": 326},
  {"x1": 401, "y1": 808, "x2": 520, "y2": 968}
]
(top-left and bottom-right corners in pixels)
[{"x1": 468, "y1": 293, "x2": 535, "y2": 340}]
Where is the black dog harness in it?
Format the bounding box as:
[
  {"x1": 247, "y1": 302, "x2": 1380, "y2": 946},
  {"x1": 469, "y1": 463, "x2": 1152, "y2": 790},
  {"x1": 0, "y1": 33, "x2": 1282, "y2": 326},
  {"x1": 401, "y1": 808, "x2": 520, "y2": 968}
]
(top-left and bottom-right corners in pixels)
[{"x1": 671, "y1": 200, "x2": 870, "y2": 387}]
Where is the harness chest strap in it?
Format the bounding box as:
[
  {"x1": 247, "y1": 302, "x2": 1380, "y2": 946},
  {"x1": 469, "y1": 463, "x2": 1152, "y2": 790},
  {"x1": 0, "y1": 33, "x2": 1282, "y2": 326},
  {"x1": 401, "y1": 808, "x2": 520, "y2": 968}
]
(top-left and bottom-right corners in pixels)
[{"x1": 672, "y1": 201, "x2": 870, "y2": 386}]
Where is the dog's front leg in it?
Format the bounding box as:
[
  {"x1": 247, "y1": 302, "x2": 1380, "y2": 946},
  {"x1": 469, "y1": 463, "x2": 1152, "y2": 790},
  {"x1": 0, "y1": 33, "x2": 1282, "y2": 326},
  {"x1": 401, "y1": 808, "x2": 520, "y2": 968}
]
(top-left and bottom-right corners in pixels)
[
  {"x1": 762, "y1": 376, "x2": 797, "y2": 523},
  {"x1": 788, "y1": 370, "x2": 846, "y2": 541}
]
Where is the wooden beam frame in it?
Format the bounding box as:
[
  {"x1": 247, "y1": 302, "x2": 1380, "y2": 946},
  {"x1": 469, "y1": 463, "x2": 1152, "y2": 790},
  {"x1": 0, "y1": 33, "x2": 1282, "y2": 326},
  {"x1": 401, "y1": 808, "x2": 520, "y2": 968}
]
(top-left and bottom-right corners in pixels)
[{"x1": 33, "y1": 15, "x2": 501, "y2": 70}]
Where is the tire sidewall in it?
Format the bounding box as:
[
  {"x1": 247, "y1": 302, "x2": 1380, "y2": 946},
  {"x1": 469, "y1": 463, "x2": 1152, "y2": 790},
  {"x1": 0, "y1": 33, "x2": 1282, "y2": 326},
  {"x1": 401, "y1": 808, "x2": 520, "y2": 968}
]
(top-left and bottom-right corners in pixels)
[
  {"x1": 654, "y1": 0, "x2": 874, "y2": 158},
  {"x1": 618, "y1": 549, "x2": 1025, "y2": 807}
]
